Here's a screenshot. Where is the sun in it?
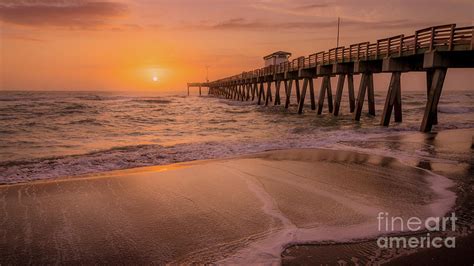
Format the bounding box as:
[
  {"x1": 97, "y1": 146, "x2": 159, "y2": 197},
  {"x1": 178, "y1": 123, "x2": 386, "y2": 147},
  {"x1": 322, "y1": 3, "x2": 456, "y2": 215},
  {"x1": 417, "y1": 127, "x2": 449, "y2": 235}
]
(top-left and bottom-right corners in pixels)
[{"x1": 152, "y1": 76, "x2": 158, "y2": 82}]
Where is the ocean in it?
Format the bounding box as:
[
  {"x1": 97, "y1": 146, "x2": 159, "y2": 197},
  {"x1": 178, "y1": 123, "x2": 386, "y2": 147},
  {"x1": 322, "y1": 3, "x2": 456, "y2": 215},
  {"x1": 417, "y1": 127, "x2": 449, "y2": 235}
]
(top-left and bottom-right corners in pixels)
[
  {"x1": 0, "y1": 89, "x2": 473, "y2": 264},
  {"x1": 0, "y1": 89, "x2": 473, "y2": 184}
]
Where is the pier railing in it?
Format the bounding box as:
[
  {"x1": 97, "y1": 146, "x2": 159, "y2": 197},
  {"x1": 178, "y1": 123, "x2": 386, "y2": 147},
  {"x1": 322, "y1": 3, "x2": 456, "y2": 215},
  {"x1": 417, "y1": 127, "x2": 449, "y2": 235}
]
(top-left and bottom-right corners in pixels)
[{"x1": 212, "y1": 24, "x2": 473, "y2": 83}]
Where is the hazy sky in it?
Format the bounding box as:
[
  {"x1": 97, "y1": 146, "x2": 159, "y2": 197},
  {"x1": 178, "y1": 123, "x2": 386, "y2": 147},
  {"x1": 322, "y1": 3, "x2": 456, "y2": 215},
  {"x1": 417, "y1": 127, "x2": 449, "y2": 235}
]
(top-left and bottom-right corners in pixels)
[{"x1": 0, "y1": 0, "x2": 473, "y2": 91}]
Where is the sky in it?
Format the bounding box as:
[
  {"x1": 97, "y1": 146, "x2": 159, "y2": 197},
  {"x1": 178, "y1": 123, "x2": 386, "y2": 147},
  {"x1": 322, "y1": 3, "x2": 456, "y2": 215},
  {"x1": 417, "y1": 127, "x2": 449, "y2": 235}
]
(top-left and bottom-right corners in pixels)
[{"x1": 0, "y1": 0, "x2": 473, "y2": 92}]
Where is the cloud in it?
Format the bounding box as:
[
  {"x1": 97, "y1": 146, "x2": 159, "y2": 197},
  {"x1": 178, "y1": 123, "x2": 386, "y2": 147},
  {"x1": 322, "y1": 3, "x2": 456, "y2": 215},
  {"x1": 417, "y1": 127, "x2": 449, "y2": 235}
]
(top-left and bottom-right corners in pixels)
[
  {"x1": 249, "y1": 0, "x2": 334, "y2": 17},
  {"x1": 188, "y1": 17, "x2": 433, "y2": 32},
  {"x1": 0, "y1": 0, "x2": 128, "y2": 29},
  {"x1": 291, "y1": 3, "x2": 331, "y2": 10},
  {"x1": 1, "y1": 34, "x2": 45, "y2": 42}
]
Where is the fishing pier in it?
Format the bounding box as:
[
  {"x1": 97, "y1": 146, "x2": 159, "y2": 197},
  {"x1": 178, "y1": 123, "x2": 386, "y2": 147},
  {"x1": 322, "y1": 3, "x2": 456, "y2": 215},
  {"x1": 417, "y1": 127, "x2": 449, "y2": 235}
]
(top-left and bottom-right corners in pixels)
[{"x1": 188, "y1": 24, "x2": 474, "y2": 132}]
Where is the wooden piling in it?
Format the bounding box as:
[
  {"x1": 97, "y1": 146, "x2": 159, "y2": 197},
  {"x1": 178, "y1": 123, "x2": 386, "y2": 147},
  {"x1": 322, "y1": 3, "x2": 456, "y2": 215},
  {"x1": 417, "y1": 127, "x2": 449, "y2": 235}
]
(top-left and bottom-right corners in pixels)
[
  {"x1": 333, "y1": 74, "x2": 346, "y2": 116},
  {"x1": 348, "y1": 74, "x2": 355, "y2": 113},
  {"x1": 265, "y1": 81, "x2": 273, "y2": 106},
  {"x1": 199, "y1": 86, "x2": 202, "y2": 96},
  {"x1": 317, "y1": 76, "x2": 333, "y2": 115},
  {"x1": 426, "y1": 70, "x2": 438, "y2": 125},
  {"x1": 265, "y1": 82, "x2": 270, "y2": 106},
  {"x1": 248, "y1": 84, "x2": 252, "y2": 100},
  {"x1": 297, "y1": 78, "x2": 309, "y2": 114},
  {"x1": 257, "y1": 82, "x2": 264, "y2": 105},
  {"x1": 367, "y1": 73, "x2": 375, "y2": 116},
  {"x1": 309, "y1": 78, "x2": 316, "y2": 110},
  {"x1": 274, "y1": 80, "x2": 281, "y2": 105},
  {"x1": 420, "y1": 68, "x2": 447, "y2": 132},
  {"x1": 328, "y1": 82, "x2": 334, "y2": 113},
  {"x1": 252, "y1": 83, "x2": 257, "y2": 101},
  {"x1": 317, "y1": 77, "x2": 327, "y2": 115},
  {"x1": 244, "y1": 84, "x2": 248, "y2": 100},
  {"x1": 380, "y1": 72, "x2": 402, "y2": 126},
  {"x1": 285, "y1": 79, "x2": 293, "y2": 109},
  {"x1": 354, "y1": 74, "x2": 368, "y2": 121},
  {"x1": 354, "y1": 73, "x2": 375, "y2": 121},
  {"x1": 295, "y1": 79, "x2": 301, "y2": 102}
]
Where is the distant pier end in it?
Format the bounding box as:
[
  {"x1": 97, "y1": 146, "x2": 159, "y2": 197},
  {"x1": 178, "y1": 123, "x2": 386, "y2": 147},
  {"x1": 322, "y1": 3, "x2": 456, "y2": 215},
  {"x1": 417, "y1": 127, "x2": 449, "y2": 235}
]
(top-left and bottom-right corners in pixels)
[
  {"x1": 187, "y1": 82, "x2": 211, "y2": 96},
  {"x1": 196, "y1": 24, "x2": 474, "y2": 132}
]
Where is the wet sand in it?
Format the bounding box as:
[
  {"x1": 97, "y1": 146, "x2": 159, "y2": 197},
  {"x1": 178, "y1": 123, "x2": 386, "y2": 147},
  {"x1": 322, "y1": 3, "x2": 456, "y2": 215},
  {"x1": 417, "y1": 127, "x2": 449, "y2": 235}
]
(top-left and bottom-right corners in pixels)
[
  {"x1": 282, "y1": 128, "x2": 473, "y2": 265},
  {"x1": 0, "y1": 146, "x2": 456, "y2": 264}
]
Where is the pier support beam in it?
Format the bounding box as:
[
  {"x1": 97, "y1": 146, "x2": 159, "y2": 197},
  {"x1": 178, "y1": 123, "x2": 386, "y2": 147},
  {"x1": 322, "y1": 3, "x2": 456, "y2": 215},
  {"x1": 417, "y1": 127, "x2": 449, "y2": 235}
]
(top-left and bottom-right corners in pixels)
[
  {"x1": 426, "y1": 70, "x2": 438, "y2": 125},
  {"x1": 297, "y1": 78, "x2": 309, "y2": 114},
  {"x1": 265, "y1": 81, "x2": 273, "y2": 106},
  {"x1": 246, "y1": 84, "x2": 249, "y2": 100},
  {"x1": 247, "y1": 83, "x2": 252, "y2": 101},
  {"x1": 295, "y1": 79, "x2": 301, "y2": 103},
  {"x1": 252, "y1": 83, "x2": 257, "y2": 101},
  {"x1": 257, "y1": 82, "x2": 264, "y2": 105},
  {"x1": 317, "y1": 76, "x2": 334, "y2": 115},
  {"x1": 380, "y1": 72, "x2": 402, "y2": 126},
  {"x1": 237, "y1": 84, "x2": 241, "y2": 100},
  {"x1": 285, "y1": 79, "x2": 293, "y2": 109},
  {"x1": 238, "y1": 85, "x2": 241, "y2": 100},
  {"x1": 274, "y1": 80, "x2": 281, "y2": 105},
  {"x1": 333, "y1": 74, "x2": 353, "y2": 116},
  {"x1": 199, "y1": 86, "x2": 202, "y2": 96},
  {"x1": 333, "y1": 74, "x2": 345, "y2": 116},
  {"x1": 348, "y1": 74, "x2": 355, "y2": 112},
  {"x1": 309, "y1": 78, "x2": 316, "y2": 110},
  {"x1": 420, "y1": 68, "x2": 447, "y2": 132},
  {"x1": 354, "y1": 73, "x2": 376, "y2": 121}
]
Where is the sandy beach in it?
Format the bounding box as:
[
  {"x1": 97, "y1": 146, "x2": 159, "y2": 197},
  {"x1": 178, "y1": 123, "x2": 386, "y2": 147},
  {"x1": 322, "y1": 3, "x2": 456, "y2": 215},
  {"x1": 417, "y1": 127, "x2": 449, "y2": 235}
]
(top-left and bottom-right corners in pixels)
[
  {"x1": 282, "y1": 128, "x2": 473, "y2": 264},
  {"x1": 0, "y1": 144, "x2": 458, "y2": 264}
]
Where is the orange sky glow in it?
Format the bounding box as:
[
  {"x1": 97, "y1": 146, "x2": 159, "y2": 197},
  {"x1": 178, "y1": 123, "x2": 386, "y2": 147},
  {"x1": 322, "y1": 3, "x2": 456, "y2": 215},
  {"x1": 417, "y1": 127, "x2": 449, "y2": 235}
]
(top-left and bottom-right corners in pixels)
[{"x1": 0, "y1": 0, "x2": 473, "y2": 92}]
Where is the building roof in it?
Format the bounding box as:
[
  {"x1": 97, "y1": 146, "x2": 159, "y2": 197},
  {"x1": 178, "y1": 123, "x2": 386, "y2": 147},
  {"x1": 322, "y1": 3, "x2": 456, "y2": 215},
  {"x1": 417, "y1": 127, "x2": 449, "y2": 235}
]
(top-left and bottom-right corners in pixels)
[{"x1": 263, "y1": 51, "x2": 292, "y2": 60}]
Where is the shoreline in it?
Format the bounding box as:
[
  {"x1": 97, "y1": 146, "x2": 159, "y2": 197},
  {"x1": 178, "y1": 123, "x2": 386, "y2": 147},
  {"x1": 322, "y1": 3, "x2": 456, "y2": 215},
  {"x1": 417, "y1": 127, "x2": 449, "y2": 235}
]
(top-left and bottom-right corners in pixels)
[
  {"x1": 2, "y1": 127, "x2": 472, "y2": 185},
  {"x1": 0, "y1": 142, "x2": 463, "y2": 264}
]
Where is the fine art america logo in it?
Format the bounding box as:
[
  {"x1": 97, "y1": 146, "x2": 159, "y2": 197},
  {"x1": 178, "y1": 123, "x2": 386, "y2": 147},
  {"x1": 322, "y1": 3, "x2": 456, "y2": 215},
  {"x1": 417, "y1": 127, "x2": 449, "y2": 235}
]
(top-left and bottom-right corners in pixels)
[{"x1": 376, "y1": 212, "x2": 457, "y2": 249}]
